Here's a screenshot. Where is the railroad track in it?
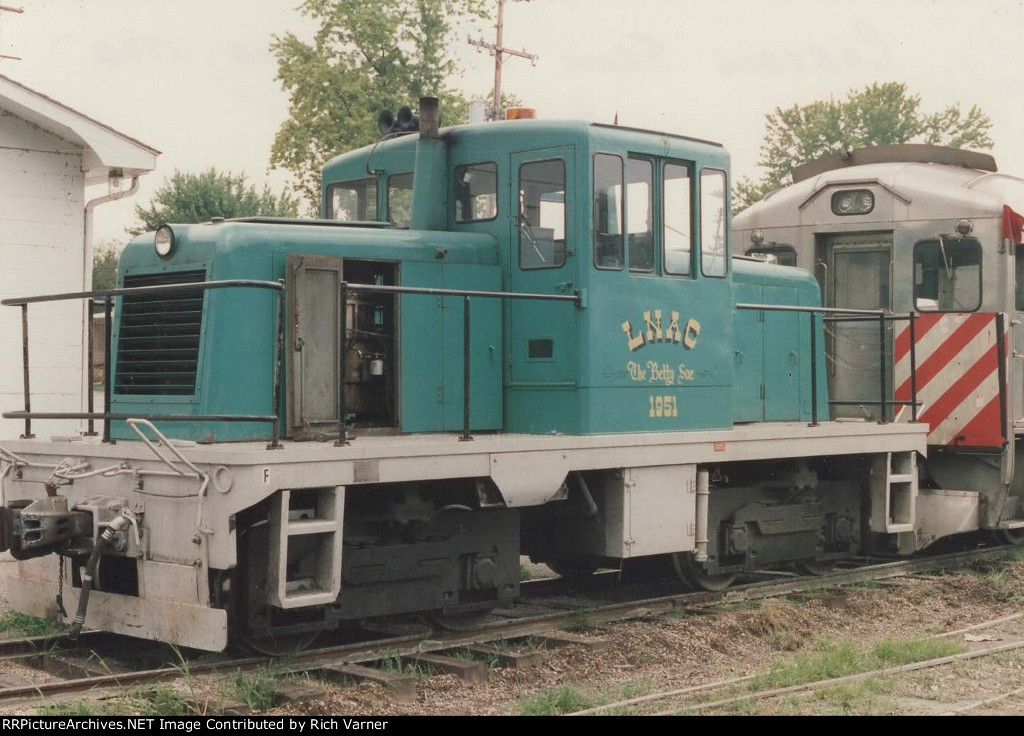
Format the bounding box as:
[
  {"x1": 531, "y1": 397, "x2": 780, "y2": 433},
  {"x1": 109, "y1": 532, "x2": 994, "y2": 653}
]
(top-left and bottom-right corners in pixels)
[{"x1": 0, "y1": 544, "x2": 1018, "y2": 712}]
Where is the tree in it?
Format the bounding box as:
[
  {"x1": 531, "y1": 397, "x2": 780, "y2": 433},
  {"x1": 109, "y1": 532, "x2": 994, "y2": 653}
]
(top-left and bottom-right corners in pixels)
[
  {"x1": 270, "y1": 0, "x2": 488, "y2": 212},
  {"x1": 92, "y1": 241, "x2": 121, "y2": 291},
  {"x1": 734, "y1": 83, "x2": 994, "y2": 212},
  {"x1": 130, "y1": 169, "x2": 299, "y2": 235}
]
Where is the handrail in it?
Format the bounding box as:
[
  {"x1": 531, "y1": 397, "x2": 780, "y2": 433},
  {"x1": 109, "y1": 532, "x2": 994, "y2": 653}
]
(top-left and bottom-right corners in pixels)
[
  {"x1": 338, "y1": 282, "x2": 581, "y2": 445},
  {"x1": 736, "y1": 303, "x2": 919, "y2": 426},
  {"x1": 2, "y1": 279, "x2": 286, "y2": 448}
]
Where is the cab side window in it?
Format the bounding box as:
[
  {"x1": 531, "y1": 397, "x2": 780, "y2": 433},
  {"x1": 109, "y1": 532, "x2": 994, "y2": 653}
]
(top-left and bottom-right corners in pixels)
[
  {"x1": 593, "y1": 153, "x2": 624, "y2": 269},
  {"x1": 700, "y1": 169, "x2": 728, "y2": 277},
  {"x1": 454, "y1": 162, "x2": 498, "y2": 222},
  {"x1": 327, "y1": 178, "x2": 377, "y2": 221},
  {"x1": 518, "y1": 159, "x2": 566, "y2": 270},
  {"x1": 627, "y1": 156, "x2": 654, "y2": 272},
  {"x1": 663, "y1": 162, "x2": 693, "y2": 276},
  {"x1": 387, "y1": 173, "x2": 413, "y2": 228}
]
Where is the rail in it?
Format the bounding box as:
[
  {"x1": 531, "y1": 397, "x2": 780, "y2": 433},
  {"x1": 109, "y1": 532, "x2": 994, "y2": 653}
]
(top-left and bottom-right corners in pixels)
[
  {"x1": 735, "y1": 304, "x2": 919, "y2": 426},
  {"x1": 1, "y1": 280, "x2": 287, "y2": 448},
  {"x1": 339, "y1": 282, "x2": 580, "y2": 444}
]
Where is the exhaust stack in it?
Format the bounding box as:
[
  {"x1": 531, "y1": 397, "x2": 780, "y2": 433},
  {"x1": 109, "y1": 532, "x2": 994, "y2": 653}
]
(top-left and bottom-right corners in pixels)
[{"x1": 409, "y1": 97, "x2": 447, "y2": 231}]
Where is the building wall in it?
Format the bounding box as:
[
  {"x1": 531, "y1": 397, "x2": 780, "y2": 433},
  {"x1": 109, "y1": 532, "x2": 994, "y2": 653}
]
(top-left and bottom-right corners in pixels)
[{"x1": 0, "y1": 111, "x2": 85, "y2": 439}]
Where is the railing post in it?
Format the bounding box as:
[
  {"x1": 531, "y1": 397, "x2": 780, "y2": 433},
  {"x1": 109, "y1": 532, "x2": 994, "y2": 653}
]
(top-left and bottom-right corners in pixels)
[
  {"x1": 84, "y1": 300, "x2": 97, "y2": 436},
  {"x1": 20, "y1": 304, "x2": 33, "y2": 439},
  {"x1": 268, "y1": 283, "x2": 285, "y2": 450},
  {"x1": 103, "y1": 296, "x2": 113, "y2": 443},
  {"x1": 909, "y1": 313, "x2": 918, "y2": 422},
  {"x1": 336, "y1": 281, "x2": 349, "y2": 447},
  {"x1": 461, "y1": 296, "x2": 473, "y2": 442},
  {"x1": 878, "y1": 311, "x2": 887, "y2": 423},
  {"x1": 809, "y1": 311, "x2": 819, "y2": 427}
]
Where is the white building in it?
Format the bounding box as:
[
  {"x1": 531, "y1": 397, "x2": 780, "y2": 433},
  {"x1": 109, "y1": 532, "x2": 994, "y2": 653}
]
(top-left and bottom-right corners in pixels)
[{"x1": 0, "y1": 74, "x2": 157, "y2": 439}]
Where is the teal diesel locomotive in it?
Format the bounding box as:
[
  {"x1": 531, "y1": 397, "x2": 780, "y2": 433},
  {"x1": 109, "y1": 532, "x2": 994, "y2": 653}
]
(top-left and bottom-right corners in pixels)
[{"x1": 0, "y1": 99, "x2": 933, "y2": 651}]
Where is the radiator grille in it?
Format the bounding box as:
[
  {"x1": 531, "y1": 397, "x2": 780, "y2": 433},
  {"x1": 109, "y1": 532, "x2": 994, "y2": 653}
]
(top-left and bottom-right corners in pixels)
[{"x1": 114, "y1": 270, "x2": 206, "y2": 395}]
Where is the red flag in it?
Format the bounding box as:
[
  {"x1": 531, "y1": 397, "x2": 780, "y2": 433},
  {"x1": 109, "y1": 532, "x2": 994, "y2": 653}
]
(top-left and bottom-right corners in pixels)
[{"x1": 1002, "y1": 204, "x2": 1024, "y2": 244}]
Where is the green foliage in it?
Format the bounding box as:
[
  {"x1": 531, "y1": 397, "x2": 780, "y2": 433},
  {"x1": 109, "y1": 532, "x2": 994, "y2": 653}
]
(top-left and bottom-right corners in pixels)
[
  {"x1": 734, "y1": 82, "x2": 994, "y2": 212},
  {"x1": 0, "y1": 610, "x2": 65, "y2": 637},
  {"x1": 229, "y1": 667, "x2": 279, "y2": 711},
  {"x1": 92, "y1": 241, "x2": 121, "y2": 291},
  {"x1": 872, "y1": 636, "x2": 964, "y2": 665},
  {"x1": 752, "y1": 636, "x2": 966, "y2": 691},
  {"x1": 519, "y1": 684, "x2": 595, "y2": 716},
  {"x1": 130, "y1": 169, "x2": 299, "y2": 235},
  {"x1": 270, "y1": 0, "x2": 489, "y2": 212}
]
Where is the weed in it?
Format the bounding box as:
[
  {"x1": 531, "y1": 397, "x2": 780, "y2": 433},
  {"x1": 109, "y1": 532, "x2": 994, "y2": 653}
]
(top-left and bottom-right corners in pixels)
[
  {"x1": 872, "y1": 636, "x2": 964, "y2": 665},
  {"x1": 229, "y1": 667, "x2": 279, "y2": 711},
  {"x1": 562, "y1": 608, "x2": 596, "y2": 633},
  {"x1": 519, "y1": 685, "x2": 595, "y2": 715},
  {"x1": 520, "y1": 564, "x2": 533, "y2": 581},
  {"x1": 752, "y1": 640, "x2": 871, "y2": 689},
  {"x1": 38, "y1": 699, "x2": 103, "y2": 716},
  {"x1": 0, "y1": 610, "x2": 65, "y2": 638}
]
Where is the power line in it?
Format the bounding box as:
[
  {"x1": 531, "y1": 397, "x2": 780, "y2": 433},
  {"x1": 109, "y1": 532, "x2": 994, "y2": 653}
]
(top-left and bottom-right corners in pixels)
[
  {"x1": 468, "y1": 0, "x2": 536, "y2": 120},
  {"x1": 0, "y1": 3, "x2": 22, "y2": 61}
]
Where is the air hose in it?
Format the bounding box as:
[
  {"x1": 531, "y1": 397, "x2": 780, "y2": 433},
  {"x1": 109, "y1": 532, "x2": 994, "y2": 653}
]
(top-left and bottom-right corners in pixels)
[{"x1": 67, "y1": 514, "x2": 131, "y2": 640}]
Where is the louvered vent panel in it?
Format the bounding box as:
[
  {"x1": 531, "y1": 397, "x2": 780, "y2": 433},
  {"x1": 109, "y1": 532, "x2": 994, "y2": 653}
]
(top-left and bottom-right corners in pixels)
[{"x1": 115, "y1": 270, "x2": 205, "y2": 395}]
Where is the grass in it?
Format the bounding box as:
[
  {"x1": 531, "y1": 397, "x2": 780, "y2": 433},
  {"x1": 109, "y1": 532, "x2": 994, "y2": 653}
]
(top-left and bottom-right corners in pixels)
[
  {"x1": 228, "y1": 667, "x2": 279, "y2": 711},
  {"x1": 751, "y1": 635, "x2": 966, "y2": 691},
  {"x1": 561, "y1": 608, "x2": 596, "y2": 633},
  {"x1": 519, "y1": 685, "x2": 595, "y2": 715},
  {"x1": 0, "y1": 610, "x2": 65, "y2": 638},
  {"x1": 518, "y1": 678, "x2": 657, "y2": 716}
]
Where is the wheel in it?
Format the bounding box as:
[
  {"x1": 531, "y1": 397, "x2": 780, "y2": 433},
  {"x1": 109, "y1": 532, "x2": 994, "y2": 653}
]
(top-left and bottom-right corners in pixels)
[
  {"x1": 671, "y1": 554, "x2": 737, "y2": 592},
  {"x1": 992, "y1": 527, "x2": 1024, "y2": 546}
]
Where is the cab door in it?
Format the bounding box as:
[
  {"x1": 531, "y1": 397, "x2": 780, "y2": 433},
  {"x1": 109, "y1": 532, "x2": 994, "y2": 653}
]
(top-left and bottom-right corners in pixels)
[
  {"x1": 506, "y1": 148, "x2": 577, "y2": 387},
  {"x1": 823, "y1": 233, "x2": 893, "y2": 420}
]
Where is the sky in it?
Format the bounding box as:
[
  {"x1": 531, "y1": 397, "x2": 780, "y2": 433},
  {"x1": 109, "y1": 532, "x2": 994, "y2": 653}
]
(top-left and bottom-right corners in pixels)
[{"x1": 2, "y1": 0, "x2": 1022, "y2": 245}]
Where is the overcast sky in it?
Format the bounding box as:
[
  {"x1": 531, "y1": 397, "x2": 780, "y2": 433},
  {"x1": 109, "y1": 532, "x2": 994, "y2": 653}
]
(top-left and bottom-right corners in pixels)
[{"x1": 3, "y1": 0, "x2": 1022, "y2": 244}]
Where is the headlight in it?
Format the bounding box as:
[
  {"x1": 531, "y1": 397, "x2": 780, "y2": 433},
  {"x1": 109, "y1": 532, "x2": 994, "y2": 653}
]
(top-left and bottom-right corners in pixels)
[
  {"x1": 831, "y1": 189, "x2": 874, "y2": 216},
  {"x1": 154, "y1": 225, "x2": 175, "y2": 258}
]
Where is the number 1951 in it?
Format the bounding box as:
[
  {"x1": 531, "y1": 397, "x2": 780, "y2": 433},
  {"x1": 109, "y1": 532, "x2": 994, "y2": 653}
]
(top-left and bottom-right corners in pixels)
[{"x1": 649, "y1": 395, "x2": 678, "y2": 418}]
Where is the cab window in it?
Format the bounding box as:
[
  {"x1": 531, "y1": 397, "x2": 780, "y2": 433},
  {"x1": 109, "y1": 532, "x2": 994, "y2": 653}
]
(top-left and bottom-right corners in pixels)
[
  {"x1": 627, "y1": 156, "x2": 654, "y2": 272},
  {"x1": 700, "y1": 169, "x2": 728, "y2": 277},
  {"x1": 387, "y1": 173, "x2": 413, "y2": 228},
  {"x1": 327, "y1": 178, "x2": 378, "y2": 221},
  {"x1": 454, "y1": 162, "x2": 498, "y2": 222},
  {"x1": 914, "y1": 238, "x2": 981, "y2": 311},
  {"x1": 663, "y1": 162, "x2": 693, "y2": 276},
  {"x1": 593, "y1": 153, "x2": 624, "y2": 269},
  {"x1": 518, "y1": 159, "x2": 566, "y2": 270}
]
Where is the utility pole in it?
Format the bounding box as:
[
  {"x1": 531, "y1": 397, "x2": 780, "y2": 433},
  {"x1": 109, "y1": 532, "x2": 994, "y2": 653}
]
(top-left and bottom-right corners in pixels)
[
  {"x1": 468, "y1": 0, "x2": 537, "y2": 120},
  {"x1": 0, "y1": 4, "x2": 23, "y2": 61}
]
